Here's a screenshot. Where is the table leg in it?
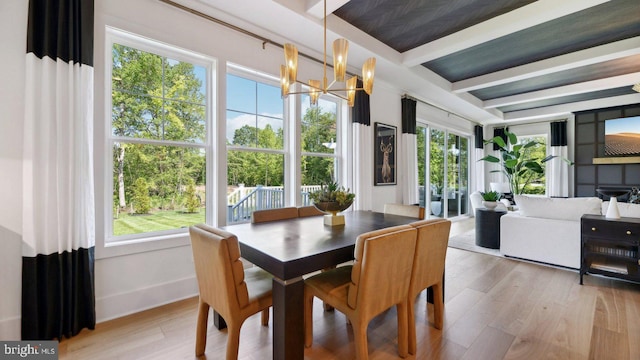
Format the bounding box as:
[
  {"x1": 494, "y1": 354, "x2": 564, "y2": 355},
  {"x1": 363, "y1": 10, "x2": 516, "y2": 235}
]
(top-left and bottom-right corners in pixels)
[
  {"x1": 213, "y1": 311, "x2": 227, "y2": 330},
  {"x1": 272, "y1": 276, "x2": 304, "y2": 360}
]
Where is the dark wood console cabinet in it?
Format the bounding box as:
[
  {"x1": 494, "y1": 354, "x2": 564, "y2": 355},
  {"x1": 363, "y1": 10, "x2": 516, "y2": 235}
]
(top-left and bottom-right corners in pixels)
[{"x1": 580, "y1": 214, "x2": 640, "y2": 285}]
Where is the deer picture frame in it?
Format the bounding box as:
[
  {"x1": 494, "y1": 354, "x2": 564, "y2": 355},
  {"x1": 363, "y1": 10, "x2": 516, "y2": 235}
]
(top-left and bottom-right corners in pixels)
[{"x1": 374, "y1": 122, "x2": 396, "y2": 186}]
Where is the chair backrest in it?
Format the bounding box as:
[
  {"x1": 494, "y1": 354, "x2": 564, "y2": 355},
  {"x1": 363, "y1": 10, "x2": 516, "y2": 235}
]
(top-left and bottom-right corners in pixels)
[
  {"x1": 297, "y1": 205, "x2": 325, "y2": 217},
  {"x1": 251, "y1": 207, "x2": 298, "y2": 223},
  {"x1": 189, "y1": 224, "x2": 251, "y2": 317},
  {"x1": 407, "y1": 219, "x2": 451, "y2": 297},
  {"x1": 383, "y1": 203, "x2": 425, "y2": 219},
  {"x1": 348, "y1": 225, "x2": 417, "y2": 316},
  {"x1": 469, "y1": 192, "x2": 484, "y2": 213}
]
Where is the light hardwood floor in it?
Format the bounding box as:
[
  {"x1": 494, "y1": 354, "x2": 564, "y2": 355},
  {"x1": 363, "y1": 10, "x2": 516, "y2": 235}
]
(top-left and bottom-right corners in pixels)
[{"x1": 59, "y1": 218, "x2": 640, "y2": 359}]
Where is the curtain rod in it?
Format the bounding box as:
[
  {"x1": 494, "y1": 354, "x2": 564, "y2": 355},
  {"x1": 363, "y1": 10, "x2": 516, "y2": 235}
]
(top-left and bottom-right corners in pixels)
[
  {"x1": 158, "y1": 0, "x2": 356, "y2": 76},
  {"x1": 402, "y1": 94, "x2": 481, "y2": 126}
]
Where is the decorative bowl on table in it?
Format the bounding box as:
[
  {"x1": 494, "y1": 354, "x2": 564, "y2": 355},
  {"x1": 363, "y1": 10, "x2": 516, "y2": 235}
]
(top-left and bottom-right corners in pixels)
[
  {"x1": 309, "y1": 182, "x2": 355, "y2": 226},
  {"x1": 313, "y1": 199, "x2": 354, "y2": 216}
]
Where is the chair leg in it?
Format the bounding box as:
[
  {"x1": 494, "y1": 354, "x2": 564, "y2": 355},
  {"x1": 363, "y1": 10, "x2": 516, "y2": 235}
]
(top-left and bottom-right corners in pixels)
[
  {"x1": 304, "y1": 291, "x2": 314, "y2": 348},
  {"x1": 195, "y1": 299, "x2": 210, "y2": 356},
  {"x1": 321, "y1": 267, "x2": 336, "y2": 311},
  {"x1": 407, "y1": 294, "x2": 417, "y2": 355},
  {"x1": 225, "y1": 321, "x2": 242, "y2": 360},
  {"x1": 397, "y1": 301, "x2": 409, "y2": 358},
  {"x1": 261, "y1": 308, "x2": 269, "y2": 326},
  {"x1": 352, "y1": 319, "x2": 369, "y2": 360},
  {"x1": 432, "y1": 282, "x2": 444, "y2": 330}
]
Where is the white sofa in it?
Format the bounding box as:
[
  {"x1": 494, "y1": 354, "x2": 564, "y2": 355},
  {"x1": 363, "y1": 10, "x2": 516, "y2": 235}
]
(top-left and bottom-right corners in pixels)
[{"x1": 500, "y1": 196, "x2": 602, "y2": 269}]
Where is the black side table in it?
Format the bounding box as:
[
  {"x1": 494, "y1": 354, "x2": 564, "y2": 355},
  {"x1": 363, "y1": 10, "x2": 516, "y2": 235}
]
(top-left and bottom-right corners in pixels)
[{"x1": 476, "y1": 208, "x2": 507, "y2": 249}]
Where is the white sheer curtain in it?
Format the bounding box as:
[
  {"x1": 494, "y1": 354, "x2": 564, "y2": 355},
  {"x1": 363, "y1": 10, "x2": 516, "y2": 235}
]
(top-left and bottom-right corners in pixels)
[
  {"x1": 548, "y1": 146, "x2": 569, "y2": 197},
  {"x1": 352, "y1": 123, "x2": 373, "y2": 210},
  {"x1": 402, "y1": 134, "x2": 418, "y2": 204}
]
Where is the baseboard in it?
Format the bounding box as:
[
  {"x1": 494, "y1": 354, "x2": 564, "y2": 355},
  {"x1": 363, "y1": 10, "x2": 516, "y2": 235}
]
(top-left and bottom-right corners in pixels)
[
  {"x1": 96, "y1": 275, "x2": 198, "y2": 323},
  {"x1": 0, "y1": 316, "x2": 21, "y2": 340},
  {"x1": 503, "y1": 254, "x2": 579, "y2": 271}
]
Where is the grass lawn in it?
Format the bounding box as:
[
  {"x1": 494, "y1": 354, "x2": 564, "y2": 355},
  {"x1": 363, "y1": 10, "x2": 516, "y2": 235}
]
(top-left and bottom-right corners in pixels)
[{"x1": 113, "y1": 209, "x2": 205, "y2": 236}]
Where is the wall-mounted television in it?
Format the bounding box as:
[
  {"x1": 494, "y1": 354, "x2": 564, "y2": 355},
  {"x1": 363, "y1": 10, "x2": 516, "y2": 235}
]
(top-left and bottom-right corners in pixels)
[{"x1": 604, "y1": 116, "x2": 640, "y2": 156}]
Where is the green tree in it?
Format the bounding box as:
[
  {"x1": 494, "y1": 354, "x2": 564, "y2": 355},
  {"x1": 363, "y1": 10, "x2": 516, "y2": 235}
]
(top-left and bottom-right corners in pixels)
[
  {"x1": 132, "y1": 177, "x2": 151, "y2": 214},
  {"x1": 301, "y1": 106, "x2": 336, "y2": 185},
  {"x1": 430, "y1": 129, "x2": 445, "y2": 196},
  {"x1": 111, "y1": 44, "x2": 205, "y2": 212},
  {"x1": 184, "y1": 178, "x2": 200, "y2": 213},
  {"x1": 227, "y1": 124, "x2": 284, "y2": 186}
]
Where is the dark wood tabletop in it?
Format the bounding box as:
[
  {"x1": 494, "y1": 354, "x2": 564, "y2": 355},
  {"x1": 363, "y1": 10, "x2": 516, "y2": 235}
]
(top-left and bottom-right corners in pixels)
[
  {"x1": 228, "y1": 210, "x2": 416, "y2": 280},
  {"x1": 221, "y1": 210, "x2": 419, "y2": 360}
]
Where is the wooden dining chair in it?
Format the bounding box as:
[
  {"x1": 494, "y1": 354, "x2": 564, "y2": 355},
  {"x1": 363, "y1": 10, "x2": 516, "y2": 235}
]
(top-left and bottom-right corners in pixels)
[
  {"x1": 383, "y1": 203, "x2": 425, "y2": 219},
  {"x1": 304, "y1": 225, "x2": 418, "y2": 360},
  {"x1": 189, "y1": 224, "x2": 272, "y2": 360},
  {"x1": 297, "y1": 205, "x2": 325, "y2": 217},
  {"x1": 406, "y1": 219, "x2": 451, "y2": 355},
  {"x1": 251, "y1": 207, "x2": 298, "y2": 223}
]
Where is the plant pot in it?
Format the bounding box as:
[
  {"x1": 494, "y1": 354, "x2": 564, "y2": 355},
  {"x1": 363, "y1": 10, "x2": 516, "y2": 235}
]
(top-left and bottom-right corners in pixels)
[{"x1": 482, "y1": 201, "x2": 498, "y2": 210}]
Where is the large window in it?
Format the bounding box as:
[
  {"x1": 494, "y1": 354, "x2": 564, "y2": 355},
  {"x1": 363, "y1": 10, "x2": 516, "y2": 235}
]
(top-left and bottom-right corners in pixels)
[
  {"x1": 226, "y1": 68, "x2": 286, "y2": 223},
  {"x1": 517, "y1": 135, "x2": 547, "y2": 195},
  {"x1": 107, "y1": 29, "x2": 212, "y2": 242},
  {"x1": 301, "y1": 95, "x2": 339, "y2": 203}
]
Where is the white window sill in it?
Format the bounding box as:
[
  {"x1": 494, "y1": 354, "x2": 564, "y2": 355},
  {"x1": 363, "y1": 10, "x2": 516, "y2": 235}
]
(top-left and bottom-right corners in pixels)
[{"x1": 96, "y1": 230, "x2": 191, "y2": 259}]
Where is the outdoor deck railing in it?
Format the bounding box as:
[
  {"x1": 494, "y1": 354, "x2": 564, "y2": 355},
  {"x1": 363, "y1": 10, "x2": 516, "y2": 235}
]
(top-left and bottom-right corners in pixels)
[{"x1": 227, "y1": 185, "x2": 322, "y2": 224}]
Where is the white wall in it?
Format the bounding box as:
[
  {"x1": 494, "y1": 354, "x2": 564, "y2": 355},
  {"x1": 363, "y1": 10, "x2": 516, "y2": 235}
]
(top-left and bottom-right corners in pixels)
[
  {"x1": 0, "y1": 0, "x2": 481, "y2": 336},
  {"x1": 0, "y1": 0, "x2": 27, "y2": 340}
]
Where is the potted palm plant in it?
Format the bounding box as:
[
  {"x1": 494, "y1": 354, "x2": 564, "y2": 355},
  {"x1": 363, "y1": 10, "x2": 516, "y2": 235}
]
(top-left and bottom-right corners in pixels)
[{"x1": 479, "y1": 130, "x2": 573, "y2": 195}]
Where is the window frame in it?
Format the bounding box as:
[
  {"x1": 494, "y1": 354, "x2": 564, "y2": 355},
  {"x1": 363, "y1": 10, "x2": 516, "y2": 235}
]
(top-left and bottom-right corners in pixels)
[{"x1": 101, "y1": 27, "x2": 216, "y2": 254}]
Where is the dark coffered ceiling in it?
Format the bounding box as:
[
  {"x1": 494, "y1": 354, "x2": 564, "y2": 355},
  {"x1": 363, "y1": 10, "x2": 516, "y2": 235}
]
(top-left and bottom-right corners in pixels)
[
  {"x1": 334, "y1": 0, "x2": 537, "y2": 53},
  {"x1": 334, "y1": 0, "x2": 640, "y2": 120},
  {"x1": 180, "y1": 0, "x2": 640, "y2": 123}
]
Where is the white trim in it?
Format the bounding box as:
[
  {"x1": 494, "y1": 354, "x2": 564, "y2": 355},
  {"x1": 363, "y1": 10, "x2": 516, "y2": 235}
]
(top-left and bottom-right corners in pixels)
[{"x1": 99, "y1": 28, "x2": 216, "y2": 256}]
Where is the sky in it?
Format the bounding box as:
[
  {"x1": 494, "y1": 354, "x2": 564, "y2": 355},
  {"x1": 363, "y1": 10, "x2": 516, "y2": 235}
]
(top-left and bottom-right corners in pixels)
[{"x1": 605, "y1": 116, "x2": 640, "y2": 135}]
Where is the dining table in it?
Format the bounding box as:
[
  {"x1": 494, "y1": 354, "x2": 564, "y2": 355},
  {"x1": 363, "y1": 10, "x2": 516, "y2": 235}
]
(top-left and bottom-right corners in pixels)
[{"x1": 220, "y1": 210, "x2": 425, "y2": 360}]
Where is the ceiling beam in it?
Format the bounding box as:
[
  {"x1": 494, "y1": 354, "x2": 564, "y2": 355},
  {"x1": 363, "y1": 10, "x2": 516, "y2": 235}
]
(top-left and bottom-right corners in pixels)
[
  {"x1": 483, "y1": 72, "x2": 640, "y2": 109},
  {"x1": 401, "y1": 0, "x2": 610, "y2": 67},
  {"x1": 305, "y1": 0, "x2": 350, "y2": 19},
  {"x1": 503, "y1": 94, "x2": 640, "y2": 121},
  {"x1": 452, "y1": 37, "x2": 640, "y2": 93}
]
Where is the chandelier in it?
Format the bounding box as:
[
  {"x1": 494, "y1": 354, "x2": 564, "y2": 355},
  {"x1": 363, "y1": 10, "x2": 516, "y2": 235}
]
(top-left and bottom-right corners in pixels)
[{"x1": 279, "y1": 0, "x2": 375, "y2": 107}]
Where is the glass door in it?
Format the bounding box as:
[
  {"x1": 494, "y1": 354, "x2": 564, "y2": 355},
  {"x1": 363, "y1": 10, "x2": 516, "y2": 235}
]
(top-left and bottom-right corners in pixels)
[{"x1": 417, "y1": 124, "x2": 469, "y2": 219}]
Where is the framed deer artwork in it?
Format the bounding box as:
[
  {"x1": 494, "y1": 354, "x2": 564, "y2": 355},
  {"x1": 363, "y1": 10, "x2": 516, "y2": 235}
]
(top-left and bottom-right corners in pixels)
[{"x1": 374, "y1": 122, "x2": 396, "y2": 186}]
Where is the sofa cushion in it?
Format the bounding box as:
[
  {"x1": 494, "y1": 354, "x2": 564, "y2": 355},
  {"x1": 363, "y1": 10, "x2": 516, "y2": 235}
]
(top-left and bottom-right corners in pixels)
[
  {"x1": 514, "y1": 195, "x2": 602, "y2": 221},
  {"x1": 602, "y1": 201, "x2": 640, "y2": 218}
]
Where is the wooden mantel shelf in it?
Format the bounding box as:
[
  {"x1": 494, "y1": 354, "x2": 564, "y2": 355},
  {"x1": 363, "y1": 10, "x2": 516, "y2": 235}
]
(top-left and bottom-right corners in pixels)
[{"x1": 592, "y1": 156, "x2": 640, "y2": 164}]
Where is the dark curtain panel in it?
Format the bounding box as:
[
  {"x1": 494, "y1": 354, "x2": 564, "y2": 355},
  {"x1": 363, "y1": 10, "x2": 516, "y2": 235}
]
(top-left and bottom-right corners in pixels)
[
  {"x1": 493, "y1": 128, "x2": 507, "y2": 150},
  {"x1": 23, "y1": 0, "x2": 95, "y2": 340},
  {"x1": 474, "y1": 125, "x2": 483, "y2": 149},
  {"x1": 401, "y1": 97, "x2": 416, "y2": 134},
  {"x1": 551, "y1": 121, "x2": 568, "y2": 146},
  {"x1": 352, "y1": 79, "x2": 370, "y2": 126}
]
